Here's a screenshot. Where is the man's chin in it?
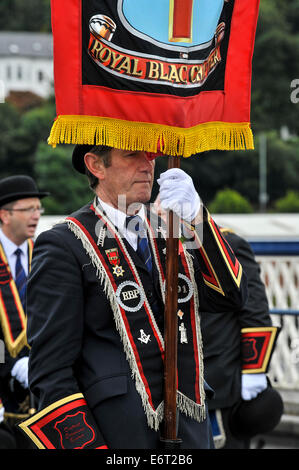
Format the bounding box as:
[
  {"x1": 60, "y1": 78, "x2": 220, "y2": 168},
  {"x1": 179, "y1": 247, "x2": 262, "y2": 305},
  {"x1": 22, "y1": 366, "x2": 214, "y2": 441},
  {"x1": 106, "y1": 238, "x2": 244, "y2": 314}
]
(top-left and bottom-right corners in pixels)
[
  {"x1": 138, "y1": 194, "x2": 152, "y2": 205},
  {"x1": 27, "y1": 228, "x2": 37, "y2": 238}
]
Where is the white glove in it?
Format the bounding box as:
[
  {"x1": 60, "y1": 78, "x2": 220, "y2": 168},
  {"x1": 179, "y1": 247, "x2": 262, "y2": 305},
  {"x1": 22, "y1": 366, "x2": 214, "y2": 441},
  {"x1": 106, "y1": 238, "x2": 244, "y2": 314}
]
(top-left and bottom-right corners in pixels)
[
  {"x1": 241, "y1": 373, "x2": 267, "y2": 401},
  {"x1": 0, "y1": 401, "x2": 4, "y2": 423},
  {"x1": 11, "y1": 357, "x2": 29, "y2": 389},
  {"x1": 157, "y1": 168, "x2": 201, "y2": 222}
]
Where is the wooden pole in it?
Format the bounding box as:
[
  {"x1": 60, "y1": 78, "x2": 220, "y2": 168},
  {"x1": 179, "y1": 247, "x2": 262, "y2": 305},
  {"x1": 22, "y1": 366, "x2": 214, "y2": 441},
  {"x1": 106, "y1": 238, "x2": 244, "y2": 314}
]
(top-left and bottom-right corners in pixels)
[{"x1": 160, "y1": 155, "x2": 182, "y2": 448}]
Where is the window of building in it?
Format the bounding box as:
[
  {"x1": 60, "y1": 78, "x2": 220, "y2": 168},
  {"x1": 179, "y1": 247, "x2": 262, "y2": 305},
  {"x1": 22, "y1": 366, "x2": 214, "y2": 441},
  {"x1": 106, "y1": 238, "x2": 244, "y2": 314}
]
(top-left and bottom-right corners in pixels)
[
  {"x1": 6, "y1": 65, "x2": 12, "y2": 80},
  {"x1": 38, "y1": 70, "x2": 44, "y2": 82},
  {"x1": 9, "y1": 44, "x2": 19, "y2": 54},
  {"x1": 17, "y1": 65, "x2": 22, "y2": 80}
]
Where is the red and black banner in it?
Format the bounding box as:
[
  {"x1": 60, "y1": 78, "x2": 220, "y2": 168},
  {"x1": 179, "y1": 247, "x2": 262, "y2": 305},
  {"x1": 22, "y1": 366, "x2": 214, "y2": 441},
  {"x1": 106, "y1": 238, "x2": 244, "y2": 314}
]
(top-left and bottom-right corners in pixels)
[{"x1": 49, "y1": 0, "x2": 260, "y2": 157}]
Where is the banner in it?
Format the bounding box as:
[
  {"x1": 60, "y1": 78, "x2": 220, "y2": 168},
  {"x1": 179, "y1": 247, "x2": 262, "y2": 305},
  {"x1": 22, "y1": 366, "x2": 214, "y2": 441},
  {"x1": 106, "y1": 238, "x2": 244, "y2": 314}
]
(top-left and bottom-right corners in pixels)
[{"x1": 49, "y1": 0, "x2": 260, "y2": 157}]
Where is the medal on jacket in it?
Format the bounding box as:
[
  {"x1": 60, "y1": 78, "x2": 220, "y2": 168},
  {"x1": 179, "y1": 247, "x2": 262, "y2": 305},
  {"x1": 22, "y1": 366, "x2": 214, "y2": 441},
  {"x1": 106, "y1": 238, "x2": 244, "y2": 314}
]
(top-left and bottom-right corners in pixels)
[{"x1": 105, "y1": 248, "x2": 125, "y2": 277}]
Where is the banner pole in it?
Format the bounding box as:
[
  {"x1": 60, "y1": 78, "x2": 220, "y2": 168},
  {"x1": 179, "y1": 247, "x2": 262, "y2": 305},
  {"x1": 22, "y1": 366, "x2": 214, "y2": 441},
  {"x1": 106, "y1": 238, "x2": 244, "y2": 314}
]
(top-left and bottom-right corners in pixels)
[{"x1": 160, "y1": 155, "x2": 182, "y2": 449}]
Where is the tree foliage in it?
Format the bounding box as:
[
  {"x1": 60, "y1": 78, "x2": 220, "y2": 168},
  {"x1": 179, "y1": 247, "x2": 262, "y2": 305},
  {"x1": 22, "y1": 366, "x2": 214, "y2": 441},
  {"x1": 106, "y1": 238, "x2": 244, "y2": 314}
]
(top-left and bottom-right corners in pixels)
[
  {"x1": 34, "y1": 142, "x2": 93, "y2": 215},
  {"x1": 0, "y1": 100, "x2": 55, "y2": 179},
  {"x1": 274, "y1": 190, "x2": 299, "y2": 213},
  {"x1": 0, "y1": 0, "x2": 51, "y2": 32},
  {"x1": 251, "y1": 0, "x2": 299, "y2": 134},
  {"x1": 208, "y1": 189, "x2": 253, "y2": 214}
]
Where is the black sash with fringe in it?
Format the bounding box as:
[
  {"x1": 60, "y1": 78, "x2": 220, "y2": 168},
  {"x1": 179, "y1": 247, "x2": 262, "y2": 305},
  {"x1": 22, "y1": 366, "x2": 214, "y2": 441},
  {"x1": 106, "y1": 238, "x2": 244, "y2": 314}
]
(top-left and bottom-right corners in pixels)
[{"x1": 65, "y1": 201, "x2": 205, "y2": 430}]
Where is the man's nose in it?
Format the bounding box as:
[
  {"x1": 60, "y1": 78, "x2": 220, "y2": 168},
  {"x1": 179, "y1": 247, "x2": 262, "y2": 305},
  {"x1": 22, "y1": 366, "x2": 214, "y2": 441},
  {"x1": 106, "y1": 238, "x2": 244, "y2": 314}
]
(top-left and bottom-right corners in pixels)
[{"x1": 32, "y1": 209, "x2": 41, "y2": 219}]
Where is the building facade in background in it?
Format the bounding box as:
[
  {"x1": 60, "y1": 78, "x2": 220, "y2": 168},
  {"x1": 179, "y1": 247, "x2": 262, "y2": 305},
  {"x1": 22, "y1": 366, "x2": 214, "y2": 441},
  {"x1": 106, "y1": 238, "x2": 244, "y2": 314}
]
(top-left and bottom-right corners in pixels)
[{"x1": 0, "y1": 32, "x2": 53, "y2": 100}]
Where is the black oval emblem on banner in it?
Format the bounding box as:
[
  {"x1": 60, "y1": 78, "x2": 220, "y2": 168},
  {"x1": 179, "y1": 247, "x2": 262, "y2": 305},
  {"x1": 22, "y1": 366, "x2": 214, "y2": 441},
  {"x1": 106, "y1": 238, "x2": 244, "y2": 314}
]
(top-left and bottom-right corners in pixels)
[{"x1": 116, "y1": 281, "x2": 145, "y2": 312}]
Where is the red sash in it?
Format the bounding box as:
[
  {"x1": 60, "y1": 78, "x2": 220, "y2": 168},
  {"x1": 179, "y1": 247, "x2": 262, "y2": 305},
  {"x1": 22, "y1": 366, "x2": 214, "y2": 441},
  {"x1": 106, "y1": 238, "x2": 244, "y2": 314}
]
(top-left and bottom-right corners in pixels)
[
  {"x1": 0, "y1": 240, "x2": 33, "y2": 357},
  {"x1": 66, "y1": 200, "x2": 205, "y2": 430}
]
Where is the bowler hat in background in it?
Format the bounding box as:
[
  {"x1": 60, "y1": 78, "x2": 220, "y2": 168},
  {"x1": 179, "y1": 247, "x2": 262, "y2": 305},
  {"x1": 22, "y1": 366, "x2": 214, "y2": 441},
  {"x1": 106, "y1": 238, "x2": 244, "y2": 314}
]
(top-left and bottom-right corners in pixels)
[
  {"x1": 229, "y1": 379, "x2": 284, "y2": 440},
  {"x1": 0, "y1": 175, "x2": 49, "y2": 207}
]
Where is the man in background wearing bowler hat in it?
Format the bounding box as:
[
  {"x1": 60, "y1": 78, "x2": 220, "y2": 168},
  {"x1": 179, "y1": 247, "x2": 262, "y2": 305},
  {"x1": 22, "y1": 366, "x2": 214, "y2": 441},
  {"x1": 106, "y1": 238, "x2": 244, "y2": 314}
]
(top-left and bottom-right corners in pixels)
[{"x1": 0, "y1": 175, "x2": 49, "y2": 448}]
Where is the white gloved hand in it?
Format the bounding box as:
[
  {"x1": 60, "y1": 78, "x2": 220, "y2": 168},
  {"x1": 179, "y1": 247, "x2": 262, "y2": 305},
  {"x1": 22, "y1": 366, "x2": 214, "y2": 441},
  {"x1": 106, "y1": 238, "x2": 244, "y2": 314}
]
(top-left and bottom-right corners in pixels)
[
  {"x1": 157, "y1": 168, "x2": 201, "y2": 222},
  {"x1": 241, "y1": 373, "x2": 267, "y2": 401},
  {"x1": 11, "y1": 357, "x2": 29, "y2": 389},
  {"x1": 0, "y1": 401, "x2": 4, "y2": 423}
]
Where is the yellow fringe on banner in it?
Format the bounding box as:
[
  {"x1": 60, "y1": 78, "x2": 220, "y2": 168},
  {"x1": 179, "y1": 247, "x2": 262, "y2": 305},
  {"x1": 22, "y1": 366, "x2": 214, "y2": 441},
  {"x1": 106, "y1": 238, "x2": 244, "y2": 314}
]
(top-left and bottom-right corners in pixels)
[{"x1": 48, "y1": 116, "x2": 254, "y2": 157}]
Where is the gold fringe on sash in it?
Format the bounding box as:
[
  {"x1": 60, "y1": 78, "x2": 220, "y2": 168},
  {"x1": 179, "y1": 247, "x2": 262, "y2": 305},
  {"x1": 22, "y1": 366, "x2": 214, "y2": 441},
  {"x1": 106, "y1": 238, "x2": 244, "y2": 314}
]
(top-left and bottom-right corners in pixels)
[{"x1": 48, "y1": 115, "x2": 254, "y2": 156}]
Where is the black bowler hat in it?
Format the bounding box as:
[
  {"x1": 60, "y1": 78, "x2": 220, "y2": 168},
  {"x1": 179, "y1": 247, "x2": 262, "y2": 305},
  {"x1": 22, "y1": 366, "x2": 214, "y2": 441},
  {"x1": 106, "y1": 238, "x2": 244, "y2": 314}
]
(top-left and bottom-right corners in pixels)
[
  {"x1": 72, "y1": 144, "x2": 111, "y2": 174},
  {"x1": 229, "y1": 380, "x2": 284, "y2": 440},
  {"x1": 0, "y1": 175, "x2": 49, "y2": 207}
]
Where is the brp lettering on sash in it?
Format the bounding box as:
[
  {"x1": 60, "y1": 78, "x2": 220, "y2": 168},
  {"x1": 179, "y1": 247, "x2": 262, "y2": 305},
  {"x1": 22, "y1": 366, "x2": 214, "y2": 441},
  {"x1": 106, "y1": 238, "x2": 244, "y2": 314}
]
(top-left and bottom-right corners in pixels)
[
  {"x1": 116, "y1": 281, "x2": 145, "y2": 312},
  {"x1": 122, "y1": 289, "x2": 139, "y2": 301}
]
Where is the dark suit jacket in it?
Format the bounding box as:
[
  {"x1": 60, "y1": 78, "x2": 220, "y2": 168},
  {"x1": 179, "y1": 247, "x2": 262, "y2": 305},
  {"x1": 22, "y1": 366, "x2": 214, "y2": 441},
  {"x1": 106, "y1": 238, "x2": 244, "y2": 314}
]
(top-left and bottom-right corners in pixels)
[
  {"x1": 0, "y1": 241, "x2": 30, "y2": 413},
  {"x1": 201, "y1": 229, "x2": 271, "y2": 410},
  {"x1": 26, "y1": 204, "x2": 247, "y2": 449}
]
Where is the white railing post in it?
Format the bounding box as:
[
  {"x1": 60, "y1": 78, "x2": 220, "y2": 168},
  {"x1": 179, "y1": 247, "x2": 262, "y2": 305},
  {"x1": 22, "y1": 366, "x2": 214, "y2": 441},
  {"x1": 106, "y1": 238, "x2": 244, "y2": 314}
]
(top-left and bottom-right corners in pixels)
[{"x1": 256, "y1": 255, "x2": 299, "y2": 390}]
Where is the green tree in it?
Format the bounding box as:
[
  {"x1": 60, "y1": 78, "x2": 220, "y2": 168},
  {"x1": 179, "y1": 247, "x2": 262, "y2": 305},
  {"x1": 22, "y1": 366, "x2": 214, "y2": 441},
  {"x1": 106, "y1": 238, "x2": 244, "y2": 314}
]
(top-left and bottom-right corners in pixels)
[
  {"x1": 157, "y1": 132, "x2": 299, "y2": 211},
  {"x1": 274, "y1": 190, "x2": 299, "y2": 212},
  {"x1": 0, "y1": 103, "x2": 21, "y2": 178},
  {"x1": 34, "y1": 142, "x2": 93, "y2": 215},
  {"x1": 208, "y1": 189, "x2": 253, "y2": 214},
  {"x1": 0, "y1": 100, "x2": 56, "y2": 178},
  {"x1": 252, "y1": 0, "x2": 299, "y2": 134},
  {"x1": 0, "y1": 0, "x2": 51, "y2": 32}
]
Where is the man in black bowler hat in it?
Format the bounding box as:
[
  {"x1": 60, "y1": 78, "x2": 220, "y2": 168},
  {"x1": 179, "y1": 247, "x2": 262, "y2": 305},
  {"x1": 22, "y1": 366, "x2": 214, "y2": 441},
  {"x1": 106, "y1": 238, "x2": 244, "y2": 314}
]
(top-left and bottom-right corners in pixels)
[
  {"x1": 19, "y1": 145, "x2": 248, "y2": 449},
  {"x1": 0, "y1": 175, "x2": 49, "y2": 448}
]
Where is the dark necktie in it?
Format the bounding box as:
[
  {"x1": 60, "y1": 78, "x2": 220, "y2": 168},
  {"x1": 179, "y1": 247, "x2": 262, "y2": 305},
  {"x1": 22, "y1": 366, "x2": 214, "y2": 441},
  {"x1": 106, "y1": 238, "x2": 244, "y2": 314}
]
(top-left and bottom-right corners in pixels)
[
  {"x1": 126, "y1": 216, "x2": 152, "y2": 274},
  {"x1": 126, "y1": 216, "x2": 162, "y2": 325},
  {"x1": 14, "y1": 248, "x2": 27, "y2": 310}
]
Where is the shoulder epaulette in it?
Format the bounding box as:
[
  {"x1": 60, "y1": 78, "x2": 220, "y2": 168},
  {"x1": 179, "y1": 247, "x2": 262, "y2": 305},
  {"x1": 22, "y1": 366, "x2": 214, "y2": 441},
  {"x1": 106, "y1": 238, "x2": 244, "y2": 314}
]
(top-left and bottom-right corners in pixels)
[{"x1": 219, "y1": 227, "x2": 235, "y2": 236}]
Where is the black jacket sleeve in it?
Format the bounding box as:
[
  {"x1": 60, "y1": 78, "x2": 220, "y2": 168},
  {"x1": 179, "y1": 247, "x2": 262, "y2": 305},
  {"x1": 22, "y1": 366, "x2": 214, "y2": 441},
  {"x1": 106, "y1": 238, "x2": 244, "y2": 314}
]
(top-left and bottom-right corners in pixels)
[
  {"x1": 223, "y1": 230, "x2": 271, "y2": 328},
  {"x1": 19, "y1": 226, "x2": 107, "y2": 449},
  {"x1": 183, "y1": 207, "x2": 248, "y2": 313}
]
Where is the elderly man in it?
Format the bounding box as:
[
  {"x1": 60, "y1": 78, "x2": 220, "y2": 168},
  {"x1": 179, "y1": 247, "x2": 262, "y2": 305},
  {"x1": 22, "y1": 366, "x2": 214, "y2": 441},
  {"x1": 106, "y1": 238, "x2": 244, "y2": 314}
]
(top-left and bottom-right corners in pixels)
[
  {"x1": 19, "y1": 146, "x2": 247, "y2": 449},
  {"x1": 0, "y1": 175, "x2": 48, "y2": 448}
]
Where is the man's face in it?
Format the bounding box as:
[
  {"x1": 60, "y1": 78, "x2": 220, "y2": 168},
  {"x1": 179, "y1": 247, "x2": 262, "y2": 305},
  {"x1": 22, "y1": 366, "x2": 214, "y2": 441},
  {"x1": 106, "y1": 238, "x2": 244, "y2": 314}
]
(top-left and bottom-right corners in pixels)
[
  {"x1": 0, "y1": 197, "x2": 42, "y2": 245},
  {"x1": 96, "y1": 149, "x2": 155, "y2": 211}
]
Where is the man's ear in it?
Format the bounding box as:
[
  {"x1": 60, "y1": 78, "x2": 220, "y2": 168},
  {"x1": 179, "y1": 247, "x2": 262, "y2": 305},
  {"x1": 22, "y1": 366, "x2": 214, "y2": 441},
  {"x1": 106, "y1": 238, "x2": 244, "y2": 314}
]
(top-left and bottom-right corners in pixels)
[
  {"x1": 0, "y1": 209, "x2": 9, "y2": 226},
  {"x1": 84, "y1": 153, "x2": 105, "y2": 180}
]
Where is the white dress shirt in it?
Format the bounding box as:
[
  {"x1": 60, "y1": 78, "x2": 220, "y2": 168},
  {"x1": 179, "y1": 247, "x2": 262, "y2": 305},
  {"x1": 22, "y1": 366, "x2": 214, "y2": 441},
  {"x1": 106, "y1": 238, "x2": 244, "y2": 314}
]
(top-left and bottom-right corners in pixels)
[
  {"x1": 0, "y1": 229, "x2": 29, "y2": 278},
  {"x1": 98, "y1": 197, "x2": 146, "y2": 251}
]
